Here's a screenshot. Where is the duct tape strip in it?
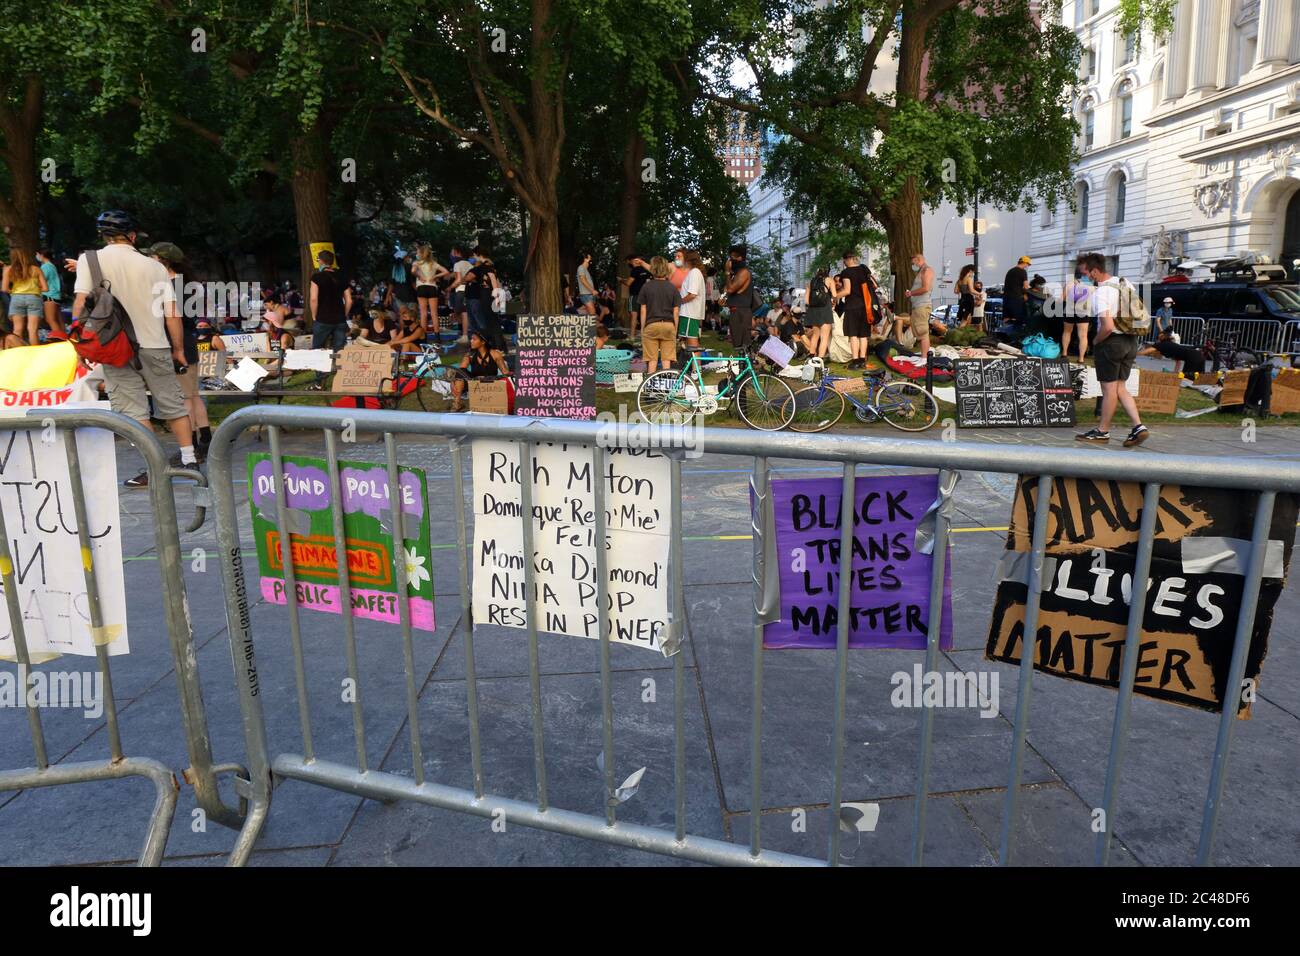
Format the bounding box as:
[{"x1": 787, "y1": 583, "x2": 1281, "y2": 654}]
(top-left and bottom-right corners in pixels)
[
  {"x1": 91, "y1": 624, "x2": 125, "y2": 647},
  {"x1": 1181, "y1": 537, "x2": 1285, "y2": 579},
  {"x1": 657, "y1": 614, "x2": 683, "y2": 658},
  {"x1": 750, "y1": 471, "x2": 781, "y2": 625},
  {"x1": 915, "y1": 471, "x2": 961, "y2": 556},
  {"x1": 996, "y1": 550, "x2": 1059, "y2": 590}
]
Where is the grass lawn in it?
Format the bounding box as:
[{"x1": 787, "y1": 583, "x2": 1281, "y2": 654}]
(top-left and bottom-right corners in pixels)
[{"x1": 199, "y1": 331, "x2": 1300, "y2": 434}]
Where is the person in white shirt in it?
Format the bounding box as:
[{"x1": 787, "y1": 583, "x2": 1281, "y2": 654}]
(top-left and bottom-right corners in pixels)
[
  {"x1": 72, "y1": 210, "x2": 196, "y2": 486},
  {"x1": 677, "y1": 249, "x2": 706, "y2": 348}
]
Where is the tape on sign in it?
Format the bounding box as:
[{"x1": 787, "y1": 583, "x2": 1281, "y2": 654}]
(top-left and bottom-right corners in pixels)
[
  {"x1": 995, "y1": 550, "x2": 1058, "y2": 589},
  {"x1": 1180, "y1": 537, "x2": 1285, "y2": 579},
  {"x1": 915, "y1": 471, "x2": 961, "y2": 556},
  {"x1": 91, "y1": 624, "x2": 124, "y2": 647}
]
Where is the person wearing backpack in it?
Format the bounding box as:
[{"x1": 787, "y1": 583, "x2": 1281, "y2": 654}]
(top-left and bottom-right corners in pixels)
[
  {"x1": 803, "y1": 266, "x2": 835, "y2": 359},
  {"x1": 1075, "y1": 252, "x2": 1149, "y2": 447},
  {"x1": 72, "y1": 210, "x2": 197, "y2": 485}
]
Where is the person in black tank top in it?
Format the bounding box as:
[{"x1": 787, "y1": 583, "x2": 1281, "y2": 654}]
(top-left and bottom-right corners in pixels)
[{"x1": 451, "y1": 330, "x2": 509, "y2": 411}]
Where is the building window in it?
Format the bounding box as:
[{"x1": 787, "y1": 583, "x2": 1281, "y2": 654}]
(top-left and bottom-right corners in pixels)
[
  {"x1": 1086, "y1": 47, "x2": 1097, "y2": 79},
  {"x1": 1120, "y1": 87, "x2": 1134, "y2": 138},
  {"x1": 1110, "y1": 172, "x2": 1127, "y2": 225},
  {"x1": 1078, "y1": 181, "x2": 1090, "y2": 231},
  {"x1": 1119, "y1": 30, "x2": 1136, "y2": 65},
  {"x1": 1082, "y1": 100, "x2": 1095, "y2": 149}
]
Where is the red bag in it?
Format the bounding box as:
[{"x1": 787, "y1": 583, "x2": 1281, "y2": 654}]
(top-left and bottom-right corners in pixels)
[{"x1": 68, "y1": 250, "x2": 140, "y2": 368}]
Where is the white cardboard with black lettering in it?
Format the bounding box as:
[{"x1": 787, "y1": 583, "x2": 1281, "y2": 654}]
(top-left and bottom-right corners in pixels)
[
  {"x1": 0, "y1": 418, "x2": 129, "y2": 660},
  {"x1": 471, "y1": 440, "x2": 671, "y2": 650}
]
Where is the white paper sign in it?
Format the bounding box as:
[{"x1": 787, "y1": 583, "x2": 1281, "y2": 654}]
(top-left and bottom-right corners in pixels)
[
  {"x1": 759, "y1": 336, "x2": 795, "y2": 368},
  {"x1": 1080, "y1": 367, "x2": 1140, "y2": 400},
  {"x1": 613, "y1": 373, "x2": 643, "y2": 393},
  {"x1": 283, "y1": 348, "x2": 335, "y2": 373},
  {"x1": 471, "y1": 440, "x2": 672, "y2": 650},
  {"x1": 0, "y1": 422, "x2": 129, "y2": 659},
  {"x1": 222, "y1": 332, "x2": 270, "y2": 356},
  {"x1": 225, "y1": 357, "x2": 270, "y2": 392}
]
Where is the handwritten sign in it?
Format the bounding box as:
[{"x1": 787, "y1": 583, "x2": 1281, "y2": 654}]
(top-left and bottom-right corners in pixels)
[
  {"x1": 471, "y1": 440, "x2": 671, "y2": 650},
  {"x1": 0, "y1": 418, "x2": 129, "y2": 660},
  {"x1": 1218, "y1": 369, "x2": 1249, "y2": 407},
  {"x1": 197, "y1": 347, "x2": 226, "y2": 380},
  {"x1": 514, "y1": 314, "x2": 596, "y2": 420},
  {"x1": 333, "y1": 346, "x2": 394, "y2": 394},
  {"x1": 468, "y1": 379, "x2": 511, "y2": 415},
  {"x1": 221, "y1": 332, "x2": 270, "y2": 356},
  {"x1": 1271, "y1": 368, "x2": 1300, "y2": 415},
  {"x1": 613, "y1": 373, "x2": 643, "y2": 393},
  {"x1": 955, "y1": 358, "x2": 1075, "y2": 427},
  {"x1": 764, "y1": 475, "x2": 953, "y2": 649},
  {"x1": 247, "y1": 453, "x2": 434, "y2": 631},
  {"x1": 985, "y1": 477, "x2": 1298, "y2": 716},
  {"x1": 1135, "y1": 369, "x2": 1180, "y2": 415}
]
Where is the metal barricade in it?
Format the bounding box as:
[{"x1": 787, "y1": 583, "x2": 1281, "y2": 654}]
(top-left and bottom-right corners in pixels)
[
  {"x1": 1282, "y1": 320, "x2": 1300, "y2": 358},
  {"x1": 1145, "y1": 315, "x2": 1207, "y2": 346},
  {"x1": 209, "y1": 405, "x2": 1300, "y2": 867},
  {"x1": 1204, "y1": 317, "x2": 1285, "y2": 355},
  {"x1": 0, "y1": 409, "x2": 248, "y2": 865}
]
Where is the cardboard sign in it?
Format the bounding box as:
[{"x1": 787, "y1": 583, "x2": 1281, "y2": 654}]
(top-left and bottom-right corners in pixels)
[
  {"x1": 0, "y1": 418, "x2": 129, "y2": 660},
  {"x1": 1270, "y1": 368, "x2": 1300, "y2": 414},
  {"x1": 222, "y1": 332, "x2": 270, "y2": 356},
  {"x1": 759, "y1": 336, "x2": 795, "y2": 369},
  {"x1": 197, "y1": 347, "x2": 226, "y2": 380},
  {"x1": 247, "y1": 453, "x2": 434, "y2": 631},
  {"x1": 333, "y1": 346, "x2": 393, "y2": 394},
  {"x1": 471, "y1": 440, "x2": 671, "y2": 650},
  {"x1": 1194, "y1": 372, "x2": 1219, "y2": 386},
  {"x1": 763, "y1": 475, "x2": 953, "y2": 649},
  {"x1": 613, "y1": 373, "x2": 643, "y2": 393},
  {"x1": 225, "y1": 357, "x2": 269, "y2": 392},
  {"x1": 985, "y1": 476, "x2": 1299, "y2": 717},
  {"x1": 468, "y1": 379, "x2": 510, "y2": 415},
  {"x1": 1135, "y1": 369, "x2": 1180, "y2": 415},
  {"x1": 1218, "y1": 369, "x2": 1249, "y2": 407},
  {"x1": 283, "y1": 349, "x2": 334, "y2": 373},
  {"x1": 832, "y1": 377, "x2": 868, "y2": 393},
  {"x1": 514, "y1": 314, "x2": 596, "y2": 420},
  {"x1": 954, "y1": 358, "x2": 1075, "y2": 427}
]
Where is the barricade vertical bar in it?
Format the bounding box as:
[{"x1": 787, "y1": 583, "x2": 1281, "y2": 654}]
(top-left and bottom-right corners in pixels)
[
  {"x1": 670, "y1": 454, "x2": 686, "y2": 842},
  {"x1": 749, "y1": 455, "x2": 769, "y2": 857},
  {"x1": 450, "y1": 437, "x2": 485, "y2": 798},
  {"x1": 324, "y1": 428, "x2": 367, "y2": 772},
  {"x1": 998, "y1": 473, "x2": 1053, "y2": 865},
  {"x1": 1095, "y1": 481, "x2": 1161, "y2": 866},
  {"x1": 268, "y1": 424, "x2": 314, "y2": 760},
  {"x1": 0, "y1": 478, "x2": 47, "y2": 769},
  {"x1": 62, "y1": 431, "x2": 123, "y2": 762},
  {"x1": 1196, "y1": 491, "x2": 1276, "y2": 866},
  {"x1": 384, "y1": 432, "x2": 424, "y2": 786},
  {"x1": 827, "y1": 462, "x2": 857, "y2": 865},
  {"x1": 517, "y1": 440, "x2": 549, "y2": 811},
  {"x1": 591, "y1": 444, "x2": 616, "y2": 826},
  {"x1": 910, "y1": 468, "x2": 955, "y2": 866}
]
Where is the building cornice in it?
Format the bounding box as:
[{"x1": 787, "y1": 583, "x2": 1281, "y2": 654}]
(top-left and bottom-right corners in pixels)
[
  {"x1": 1178, "y1": 114, "x2": 1300, "y2": 163},
  {"x1": 1146, "y1": 63, "x2": 1300, "y2": 126}
]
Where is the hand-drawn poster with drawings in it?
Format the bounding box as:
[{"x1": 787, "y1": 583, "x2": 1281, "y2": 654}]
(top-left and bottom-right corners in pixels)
[
  {"x1": 471, "y1": 440, "x2": 672, "y2": 651},
  {"x1": 954, "y1": 358, "x2": 1075, "y2": 428}
]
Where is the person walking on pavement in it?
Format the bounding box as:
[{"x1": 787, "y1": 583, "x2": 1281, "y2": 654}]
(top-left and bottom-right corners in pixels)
[
  {"x1": 1075, "y1": 252, "x2": 1150, "y2": 448},
  {"x1": 72, "y1": 210, "x2": 198, "y2": 487}
]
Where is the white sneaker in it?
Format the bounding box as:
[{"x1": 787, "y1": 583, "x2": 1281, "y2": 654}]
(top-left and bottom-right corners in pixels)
[{"x1": 456, "y1": 335, "x2": 469, "y2": 345}]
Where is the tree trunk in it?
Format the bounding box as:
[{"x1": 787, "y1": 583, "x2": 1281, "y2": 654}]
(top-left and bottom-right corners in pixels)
[
  {"x1": 289, "y1": 123, "x2": 333, "y2": 321},
  {"x1": 614, "y1": 126, "x2": 646, "y2": 322},
  {"x1": 0, "y1": 76, "x2": 43, "y2": 254},
  {"x1": 883, "y1": 179, "x2": 924, "y2": 309},
  {"x1": 528, "y1": 212, "x2": 562, "y2": 314}
]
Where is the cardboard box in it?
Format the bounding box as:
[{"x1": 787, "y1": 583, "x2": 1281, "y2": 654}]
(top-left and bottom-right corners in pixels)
[
  {"x1": 468, "y1": 378, "x2": 511, "y2": 415},
  {"x1": 1135, "y1": 369, "x2": 1180, "y2": 415},
  {"x1": 1271, "y1": 368, "x2": 1300, "y2": 415},
  {"x1": 1217, "y1": 369, "x2": 1250, "y2": 407}
]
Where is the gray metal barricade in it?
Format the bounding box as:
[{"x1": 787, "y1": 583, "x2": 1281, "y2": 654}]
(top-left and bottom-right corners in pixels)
[
  {"x1": 1282, "y1": 320, "x2": 1300, "y2": 357},
  {"x1": 1146, "y1": 315, "x2": 1207, "y2": 346},
  {"x1": 209, "y1": 405, "x2": 1300, "y2": 867},
  {"x1": 0, "y1": 409, "x2": 248, "y2": 865},
  {"x1": 1204, "y1": 317, "x2": 1285, "y2": 355}
]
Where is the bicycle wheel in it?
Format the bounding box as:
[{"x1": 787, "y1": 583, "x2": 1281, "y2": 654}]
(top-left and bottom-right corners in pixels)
[
  {"x1": 785, "y1": 385, "x2": 845, "y2": 432},
  {"x1": 417, "y1": 366, "x2": 470, "y2": 412},
  {"x1": 638, "y1": 370, "x2": 700, "y2": 424},
  {"x1": 735, "y1": 373, "x2": 795, "y2": 430},
  {"x1": 876, "y1": 380, "x2": 939, "y2": 431}
]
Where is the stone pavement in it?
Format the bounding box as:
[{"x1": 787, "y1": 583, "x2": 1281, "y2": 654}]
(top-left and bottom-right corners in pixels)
[{"x1": 1, "y1": 422, "x2": 1297, "y2": 867}]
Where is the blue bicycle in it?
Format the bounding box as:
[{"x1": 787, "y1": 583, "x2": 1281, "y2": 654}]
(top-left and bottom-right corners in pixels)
[{"x1": 783, "y1": 362, "x2": 939, "y2": 432}]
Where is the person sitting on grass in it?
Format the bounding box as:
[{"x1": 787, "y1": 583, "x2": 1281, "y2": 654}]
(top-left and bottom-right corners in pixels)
[
  {"x1": 388, "y1": 306, "x2": 427, "y2": 352},
  {"x1": 450, "y1": 330, "x2": 509, "y2": 412}
]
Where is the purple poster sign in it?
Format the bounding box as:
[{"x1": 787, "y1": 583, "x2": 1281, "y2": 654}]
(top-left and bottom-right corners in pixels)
[{"x1": 764, "y1": 474, "x2": 954, "y2": 650}]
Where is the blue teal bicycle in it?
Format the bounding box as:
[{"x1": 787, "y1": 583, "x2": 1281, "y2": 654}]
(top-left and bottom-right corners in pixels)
[{"x1": 783, "y1": 362, "x2": 939, "y2": 432}]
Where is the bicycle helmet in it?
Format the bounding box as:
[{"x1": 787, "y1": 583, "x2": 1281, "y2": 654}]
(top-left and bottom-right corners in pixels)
[{"x1": 96, "y1": 209, "x2": 136, "y2": 237}]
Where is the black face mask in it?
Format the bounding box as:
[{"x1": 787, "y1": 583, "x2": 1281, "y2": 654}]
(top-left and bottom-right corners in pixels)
[{"x1": 731, "y1": 258, "x2": 747, "y2": 269}]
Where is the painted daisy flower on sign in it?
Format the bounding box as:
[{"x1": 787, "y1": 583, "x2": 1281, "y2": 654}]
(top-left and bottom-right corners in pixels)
[{"x1": 404, "y1": 546, "x2": 431, "y2": 592}]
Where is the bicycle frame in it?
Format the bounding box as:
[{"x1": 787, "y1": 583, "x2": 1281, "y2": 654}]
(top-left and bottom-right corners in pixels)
[{"x1": 662, "y1": 351, "x2": 767, "y2": 403}]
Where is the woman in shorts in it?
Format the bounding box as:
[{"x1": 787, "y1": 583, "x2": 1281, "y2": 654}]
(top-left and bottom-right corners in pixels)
[
  {"x1": 802, "y1": 266, "x2": 835, "y2": 358},
  {"x1": 2, "y1": 249, "x2": 48, "y2": 344}
]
